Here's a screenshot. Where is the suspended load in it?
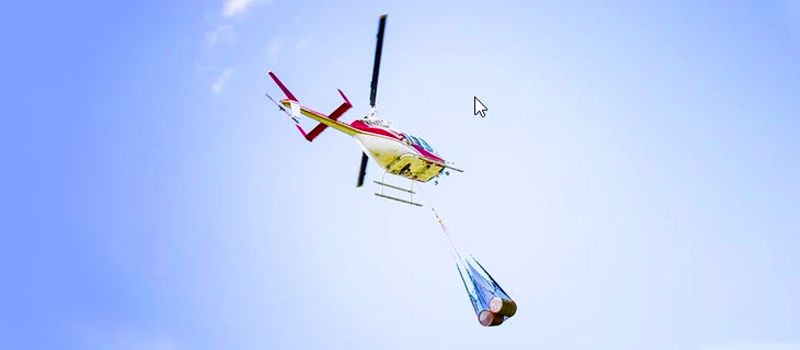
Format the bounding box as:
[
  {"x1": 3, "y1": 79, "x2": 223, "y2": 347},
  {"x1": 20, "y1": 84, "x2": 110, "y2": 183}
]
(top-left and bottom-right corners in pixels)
[{"x1": 433, "y1": 209, "x2": 517, "y2": 327}]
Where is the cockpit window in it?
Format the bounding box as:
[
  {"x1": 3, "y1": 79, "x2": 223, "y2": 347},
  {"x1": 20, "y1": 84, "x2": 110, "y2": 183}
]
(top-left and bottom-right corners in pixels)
[
  {"x1": 418, "y1": 138, "x2": 434, "y2": 152},
  {"x1": 402, "y1": 133, "x2": 436, "y2": 153}
]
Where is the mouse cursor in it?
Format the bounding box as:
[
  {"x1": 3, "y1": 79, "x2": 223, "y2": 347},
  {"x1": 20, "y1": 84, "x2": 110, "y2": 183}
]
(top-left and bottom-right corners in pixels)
[{"x1": 474, "y1": 96, "x2": 488, "y2": 117}]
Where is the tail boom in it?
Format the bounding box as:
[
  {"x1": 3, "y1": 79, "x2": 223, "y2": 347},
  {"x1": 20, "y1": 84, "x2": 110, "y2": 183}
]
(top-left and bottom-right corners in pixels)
[{"x1": 280, "y1": 100, "x2": 359, "y2": 137}]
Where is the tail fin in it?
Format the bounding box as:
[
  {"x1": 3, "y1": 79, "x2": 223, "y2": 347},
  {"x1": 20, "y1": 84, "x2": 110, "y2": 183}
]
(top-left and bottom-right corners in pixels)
[
  {"x1": 267, "y1": 71, "x2": 353, "y2": 142},
  {"x1": 268, "y1": 71, "x2": 298, "y2": 102}
]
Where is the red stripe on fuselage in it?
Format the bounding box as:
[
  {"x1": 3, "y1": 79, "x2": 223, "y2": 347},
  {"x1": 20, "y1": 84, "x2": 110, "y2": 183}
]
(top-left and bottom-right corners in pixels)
[
  {"x1": 349, "y1": 120, "x2": 445, "y2": 163},
  {"x1": 350, "y1": 120, "x2": 400, "y2": 139}
]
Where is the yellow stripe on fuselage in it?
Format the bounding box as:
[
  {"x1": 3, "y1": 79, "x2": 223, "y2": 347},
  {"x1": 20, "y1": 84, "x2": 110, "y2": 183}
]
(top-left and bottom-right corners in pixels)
[{"x1": 281, "y1": 100, "x2": 360, "y2": 136}]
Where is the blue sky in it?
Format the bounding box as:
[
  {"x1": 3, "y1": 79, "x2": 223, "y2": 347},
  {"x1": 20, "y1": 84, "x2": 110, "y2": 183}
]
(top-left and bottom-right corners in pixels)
[{"x1": 1, "y1": 0, "x2": 799, "y2": 349}]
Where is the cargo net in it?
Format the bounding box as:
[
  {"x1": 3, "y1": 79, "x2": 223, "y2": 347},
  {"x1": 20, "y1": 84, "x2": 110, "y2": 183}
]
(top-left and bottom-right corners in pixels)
[{"x1": 432, "y1": 207, "x2": 517, "y2": 327}]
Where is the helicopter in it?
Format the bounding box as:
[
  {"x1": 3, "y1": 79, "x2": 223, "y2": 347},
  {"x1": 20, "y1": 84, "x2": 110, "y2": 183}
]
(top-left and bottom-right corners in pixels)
[{"x1": 266, "y1": 15, "x2": 463, "y2": 206}]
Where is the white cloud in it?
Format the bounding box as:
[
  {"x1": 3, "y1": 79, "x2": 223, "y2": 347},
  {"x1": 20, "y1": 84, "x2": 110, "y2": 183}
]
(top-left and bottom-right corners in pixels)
[
  {"x1": 294, "y1": 38, "x2": 311, "y2": 51},
  {"x1": 267, "y1": 37, "x2": 282, "y2": 61},
  {"x1": 212, "y1": 67, "x2": 234, "y2": 95},
  {"x1": 205, "y1": 25, "x2": 236, "y2": 49},
  {"x1": 223, "y1": 0, "x2": 268, "y2": 17}
]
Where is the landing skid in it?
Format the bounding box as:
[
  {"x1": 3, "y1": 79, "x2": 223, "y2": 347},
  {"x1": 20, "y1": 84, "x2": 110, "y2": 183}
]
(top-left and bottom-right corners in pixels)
[{"x1": 374, "y1": 171, "x2": 423, "y2": 207}]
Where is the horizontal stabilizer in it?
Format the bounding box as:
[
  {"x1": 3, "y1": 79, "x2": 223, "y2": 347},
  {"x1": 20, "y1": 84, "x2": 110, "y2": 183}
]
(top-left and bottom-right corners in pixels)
[
  {"x1": 303, "y1": 89, "x2": 352, "y2": 142},
  {"x1": 268, "y1": 71, "x2": 356, "y2": 141}
]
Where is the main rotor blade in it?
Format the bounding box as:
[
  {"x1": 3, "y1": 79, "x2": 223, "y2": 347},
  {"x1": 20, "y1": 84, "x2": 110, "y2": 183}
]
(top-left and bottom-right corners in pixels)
[
  {"x1": 369, "y1": 14, "x2": 387, "y2": 108},
  {"x1": 356, "y1": 152, "x2": 369, "y2": 187}
]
